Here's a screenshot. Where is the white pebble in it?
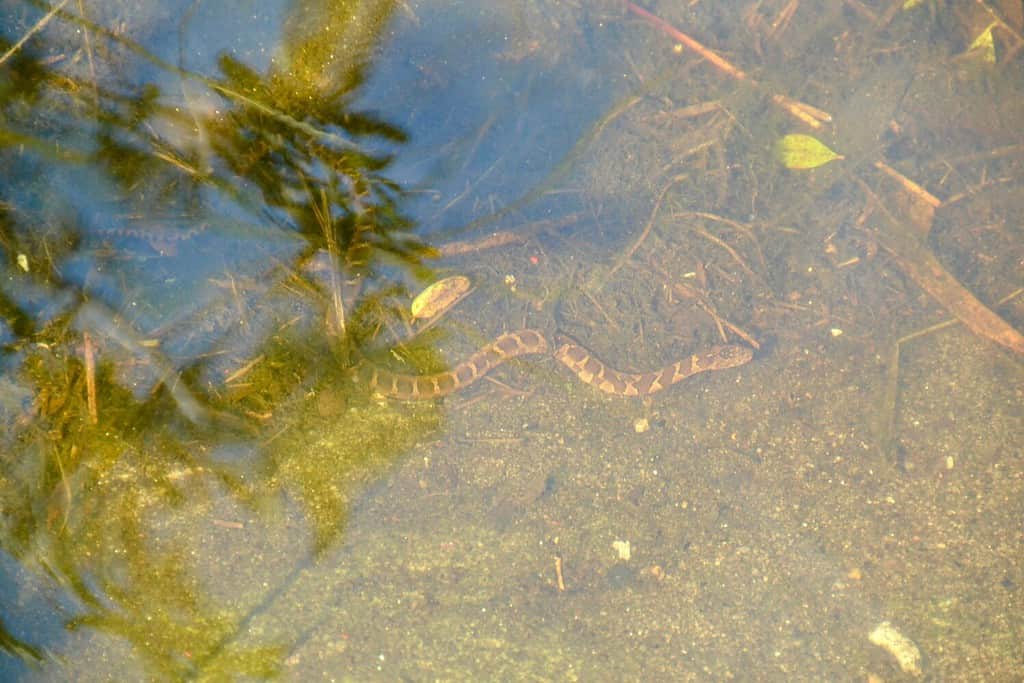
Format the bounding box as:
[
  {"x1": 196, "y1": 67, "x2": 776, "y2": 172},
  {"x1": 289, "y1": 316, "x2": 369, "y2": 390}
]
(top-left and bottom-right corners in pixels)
[{"x1": 869, "y1": 621, "x2": 922, "y2": 677}]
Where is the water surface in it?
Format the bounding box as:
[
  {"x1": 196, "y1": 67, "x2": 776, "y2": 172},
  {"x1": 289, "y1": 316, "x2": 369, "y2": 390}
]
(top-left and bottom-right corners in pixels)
[{"x1": 1, "y1": 0, "x2": 1022, "y2": 679}]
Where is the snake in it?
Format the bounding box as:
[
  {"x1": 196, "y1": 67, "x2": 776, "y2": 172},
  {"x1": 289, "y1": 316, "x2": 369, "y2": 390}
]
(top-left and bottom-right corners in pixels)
[{"x1": 352, "y1": 329, "x2": 753, "y2": 400}]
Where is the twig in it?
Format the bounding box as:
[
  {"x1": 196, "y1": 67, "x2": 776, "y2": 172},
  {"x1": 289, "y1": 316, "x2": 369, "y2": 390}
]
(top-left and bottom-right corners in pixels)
[
  {"x1": 877, "y1": 288, "x2": 1023, "y2": 463},
  {"x1": 608, "y1": 174, "x2": 687, "y2": 279},
  {"x1": 767, "y1": 0, "x2": 800, "y2": 39},
  {"x1": 691, "y1": 226, "x2": 758, "y2": 280},
  {"x1": 437, "y1": 213, "x2": 583, "y2": 257},
  {"x1": 0, "y1": 0, "x2": 70, "y2": 66},
  {"x1": 75, "y1": 0, "x2": 99, "y2": 111},
  {"x1": 874, "y1": 161, "x2": 942, "y2": 208},
  {"x1": 224, "y1": 354, "x2": 265, "y2": 384},
  {"x1": 625, "y1": 2, "x2": 833, "y2": 129},
  {"x1": 661, "y1": 100, "x2": 722, "y2": 121},
  {"x1": 583, "y1": 288, "x2": 621, "y2": 331},
  {"x1": 83, "y1": 331, "x2": 98, "y2": 424},
  {"x1": 857, "y1": 177, "x2": 1024, "y2": 356},
  {"x1": 625, "y1": 2, "x2": 748, "y2": 80},
  {"x1": 877, "y1": 0, "x2": 904, "y2": 29},
  {"x1": 942, "y1": 176, "x2": 1015, "y2": 207},
  {"x1": 646, "y1": 258, "x2": 761, "y2": 349},
  {"x1": 683, "y1": 211, "x2": 768, "y2": 274},
  {"x1": 772, "y1": 94, "x2": 833, "y2": 127},
  {"x1": 554, "y1": 556, "x2": 566, "y2": 592},
  {"x1": 694, "y1": 298, "x2": 761, "y2": 349},
  {"x1": 481, "y1": 375, "x2": 533, "y2": 398},
  {"x1": 438, "y1": 231, "x2": 527, "y2": 256}
]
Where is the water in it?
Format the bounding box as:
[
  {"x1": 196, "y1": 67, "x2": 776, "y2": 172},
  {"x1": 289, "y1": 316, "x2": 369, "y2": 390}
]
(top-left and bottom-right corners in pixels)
[{"x1": 1, "y1": 1, "x2": 1022, "y2": 679}]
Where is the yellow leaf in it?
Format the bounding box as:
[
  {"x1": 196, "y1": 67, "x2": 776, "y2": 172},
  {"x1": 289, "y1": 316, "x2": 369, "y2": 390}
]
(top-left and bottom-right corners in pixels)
[
  {"x1": 968, "y1": 23, "x2": 997, "y2": 64},
  {"x1": 774, "y1": 134, "x2": 844, "y2": 170},
  {"x1": 410, "y1": 275, "x2": 471, "y2": 320}
]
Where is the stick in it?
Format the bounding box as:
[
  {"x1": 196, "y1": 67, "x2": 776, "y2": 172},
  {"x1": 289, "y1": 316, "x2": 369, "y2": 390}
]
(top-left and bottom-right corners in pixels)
[
  {"x1": 607, "y1": 174, "x2": 686, "y2": 279},
  {"x1": 625, "y1": 2, "x2": 748, "y2": 81},
  {"x1": 874, "y1": 161, "x2": 942, "y2": 208},
  {"x1": 692, "y1": 226, "x2": 758, "y2": 280},
  {"x1": 554, "y1": 556, "x2": 566, "y2": 592},
  {"x1": 438, "y1": 231, "x2": 527, "y2": 256},
  {"x1": 695, "y1": 298, "x2": 762, "y2": 349},
  {"x1": 0, "y1": 0, "x2": 70, "y2": 66},
  {"x1": 857, "y1": 178, "x2": 1024, "y2": 355},
  {"x1": 624, "y1": 2, "x2": 833, "y2": 129},
  {"x1": 877, "y1": 288, "x2": 1022, "y2": 463},
  {"x1": 83, "y1": 331, "x2": 98, "y2": 424}
]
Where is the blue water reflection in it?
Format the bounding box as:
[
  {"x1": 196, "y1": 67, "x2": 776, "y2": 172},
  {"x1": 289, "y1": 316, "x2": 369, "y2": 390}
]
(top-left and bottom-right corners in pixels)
[{"x1": 0, "y1": 1, "x2": 621, "y2": 677}]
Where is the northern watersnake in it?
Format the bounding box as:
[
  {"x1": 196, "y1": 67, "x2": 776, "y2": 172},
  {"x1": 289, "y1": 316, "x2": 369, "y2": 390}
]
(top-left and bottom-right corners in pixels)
[{"x1": 352, "y1": 329, "x2": 752, "y2": 400}]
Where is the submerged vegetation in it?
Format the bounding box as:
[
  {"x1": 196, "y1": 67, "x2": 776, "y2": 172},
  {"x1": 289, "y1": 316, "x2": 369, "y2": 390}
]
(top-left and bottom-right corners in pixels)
[{"x1": 0, "y1": 0, "x2": 447, "y2": 676}]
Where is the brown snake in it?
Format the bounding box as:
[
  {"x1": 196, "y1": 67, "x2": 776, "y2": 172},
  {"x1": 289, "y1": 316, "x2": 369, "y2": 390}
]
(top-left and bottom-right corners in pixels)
[{"x1": 352, "y1": 329, "x2": 753, "y2": 400}]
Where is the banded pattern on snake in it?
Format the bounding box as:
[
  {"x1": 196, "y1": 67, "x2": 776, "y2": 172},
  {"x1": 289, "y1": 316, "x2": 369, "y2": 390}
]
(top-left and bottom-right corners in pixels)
[{"x1": 352, "y1": 329, "x2": 752, "y2": 400}]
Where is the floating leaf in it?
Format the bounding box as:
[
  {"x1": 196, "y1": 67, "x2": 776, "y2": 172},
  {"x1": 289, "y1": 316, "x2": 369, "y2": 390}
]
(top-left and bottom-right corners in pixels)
[
  {"x1": 410, "y1": 275, "x2": 471, "y2": 320},
  {"x1": 774, "y1": 134, "x2": 844, "y2": 170}
]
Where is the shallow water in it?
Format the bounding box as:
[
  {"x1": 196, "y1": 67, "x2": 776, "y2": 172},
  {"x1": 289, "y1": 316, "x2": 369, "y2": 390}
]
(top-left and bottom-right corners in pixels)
[{"x1": 1, "y1": 1, "x2": 1022, "y2": 680}]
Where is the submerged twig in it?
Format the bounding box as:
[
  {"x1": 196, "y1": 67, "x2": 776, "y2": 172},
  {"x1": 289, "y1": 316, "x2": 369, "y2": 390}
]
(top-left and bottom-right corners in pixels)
[
  {"x1": 625, "y1": 2, "x2": 748, "y2": 81},
  {"x1": 607, "y1": 174, "x2": 687, "y2": 280},
  {"x1": 683, "y1": 211, "x2": 768, "y2": 275},
  {"x1": 438, "y1": 231, "x2": 527, "y2": 256},
  {"x1": 691, "y1": 226, "x2": 758, "y2": 280},
  {"x1": 83, "y1": 330, "x2": 98, "y2": 424},
  {"x1": 646, "y1": 259, "x2": 760, "y2": 349},
  {"x1": 695, "y1": 298, "x2": 761, "y2": 350},
  {"x1": 876, "y1": 288, "x2": 1023, "y2": 463},
  {"x1": 875, "y1": 161, "x2": 942, "y2": 211},
  {"x1": 554, "y1": 556, "x2": 567, "y2": 592},
  {"x1": 224, "y1": 354, "x2": 265, "y2": 384},
  {"x1": 0, "y1": 0, "x2": 70, "y2": 67},
  {"x1": 856, "y1": 178, "x2": 1024, "y2": 356},
  {"x1": 75, "y1": 0, "x2": 99, "y2": 110},
  {"x1": 625, "y1": 2, "x2": 832, "y2": 129}
]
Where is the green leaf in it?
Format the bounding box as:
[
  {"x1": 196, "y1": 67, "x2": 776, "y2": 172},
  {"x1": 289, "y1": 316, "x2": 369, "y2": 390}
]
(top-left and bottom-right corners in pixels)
[{"x1": 774, "y1": 134, "x2": 844, "y2": 170}]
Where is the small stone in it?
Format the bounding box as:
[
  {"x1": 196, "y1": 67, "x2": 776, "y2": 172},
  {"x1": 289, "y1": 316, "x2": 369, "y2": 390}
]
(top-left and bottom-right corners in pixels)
[{"x1": 869, "y1": 621, "x2": 922, "y2": 677}]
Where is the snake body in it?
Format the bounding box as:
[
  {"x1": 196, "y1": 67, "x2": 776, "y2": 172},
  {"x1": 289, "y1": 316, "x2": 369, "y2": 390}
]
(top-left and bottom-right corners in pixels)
[
  {"x1": 553, "y1": 334, "x2": 752, "y2": 397},
  {"x1": 354, "y1": 328, "x2": 752, "y2": 400}
]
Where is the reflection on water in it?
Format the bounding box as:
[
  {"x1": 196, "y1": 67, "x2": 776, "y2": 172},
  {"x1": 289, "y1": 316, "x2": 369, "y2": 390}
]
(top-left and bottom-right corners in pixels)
[
  {"x1": 2, "y1": 0, "x2": 1023, "y2": 680},
  {"x1": 0, "y1": 0, "x2": 446, "y2": 677}
]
